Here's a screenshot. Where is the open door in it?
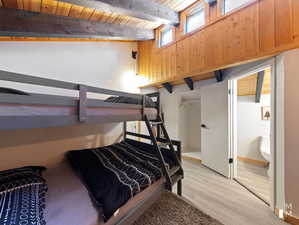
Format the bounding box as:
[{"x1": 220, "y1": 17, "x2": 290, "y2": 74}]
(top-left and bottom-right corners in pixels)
[{"x1": 201, "y1": 81, "x2": 231, "y2": 178}]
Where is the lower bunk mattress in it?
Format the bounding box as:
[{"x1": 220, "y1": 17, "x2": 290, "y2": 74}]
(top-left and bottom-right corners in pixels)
[
  {"x1": 45, "y1": 139, "x2": 176, "y2": 225},
  {"x1": 44, "y1": 162, "x2": 164, "y2": 225}
]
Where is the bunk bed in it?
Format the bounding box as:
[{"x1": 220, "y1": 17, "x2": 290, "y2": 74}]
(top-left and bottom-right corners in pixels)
[{"x1": 0, "y1": 69, "x2": 184, "y2": 225}]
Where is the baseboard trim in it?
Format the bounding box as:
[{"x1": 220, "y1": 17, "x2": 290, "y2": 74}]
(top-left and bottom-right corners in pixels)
[
  {"x1": 237, "y1": 156, "x2": 269, "y2": 167},
  {"x1": 182, "y1": 155, "x2": 202, "y2": 164},
  {"x1": 285, "y1": 215, "x2": 299, "y2": 225},
  {"x1": 275, "y1": 208, "x2": 299, "y2": 225}
]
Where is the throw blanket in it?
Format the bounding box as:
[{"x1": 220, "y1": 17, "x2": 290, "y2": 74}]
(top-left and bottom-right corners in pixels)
[{"x1": 67, "y1": 140, "x2": 175, "y2": 221}]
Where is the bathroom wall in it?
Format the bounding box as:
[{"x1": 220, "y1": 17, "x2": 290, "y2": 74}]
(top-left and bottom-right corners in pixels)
[{"x1": 237, "y1": 94, "x2": 271, "y2": 161}]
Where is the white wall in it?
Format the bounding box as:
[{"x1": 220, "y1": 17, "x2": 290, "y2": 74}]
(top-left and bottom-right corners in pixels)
[
  {"x1": 282, "y1": 48, "x2": 299, "y2": 217},
  {"x1": 237, "y1": 94, "x2": 271, "y2": 161},
  {"x1": 179, "y1": 101, "x2": 201, "y2": 153},
  {"x1": 187, "y1": 102, "x2": 201, "y2": 152},
  {"x1": 0, "y1": 41, "x2": 141, "y2": 170},
  {"x1": 0, "y1": 41, "x2": 141, "y2": 94},
  {"x1": 178, "y1": 101, "x2": 189, "y2": 151},
  {"x1": 142, "y1": 80, "x2": 213, "y2": 136},
  {"x1": 159, "y1": 89, "x2": 180, "y2": 139}
]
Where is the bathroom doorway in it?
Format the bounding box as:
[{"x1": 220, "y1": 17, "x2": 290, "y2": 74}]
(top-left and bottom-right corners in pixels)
[{"x1": 230, "y1": 67, "x2": 272, "y2": 205}]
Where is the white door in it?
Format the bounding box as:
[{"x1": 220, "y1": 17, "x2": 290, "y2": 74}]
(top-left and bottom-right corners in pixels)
[{"x1": 201, "y1": 81, "x2": 231, "y2": 177}]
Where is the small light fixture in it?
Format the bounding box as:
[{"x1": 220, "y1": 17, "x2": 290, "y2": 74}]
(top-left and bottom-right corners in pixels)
[
  {"x1": 132, "y1": 51, "x2": 138, "y2": 59},
  {"x1": 204, "y1": 0, "x2": 217, "y2": 6}
]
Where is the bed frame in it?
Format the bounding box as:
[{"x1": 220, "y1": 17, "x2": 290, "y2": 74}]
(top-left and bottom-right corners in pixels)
[
  {"x1": 0, "y1": 69, "x2": 183, "y2": 225},
  {"x1": 0, "y1": 70, "x2": 159, "y2": 130}
]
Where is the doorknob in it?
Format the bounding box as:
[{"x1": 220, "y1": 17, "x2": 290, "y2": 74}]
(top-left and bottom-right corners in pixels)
[{"x1": 201, "y1": 124, "x2": 209, "y2": 129}]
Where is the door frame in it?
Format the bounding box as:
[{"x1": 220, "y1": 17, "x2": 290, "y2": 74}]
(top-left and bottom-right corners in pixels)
[{"x1": 228, "y1": 58, "x2": 281, "y2": 211}]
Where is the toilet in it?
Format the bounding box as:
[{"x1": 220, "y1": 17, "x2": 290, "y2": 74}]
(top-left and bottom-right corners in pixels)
[
  {"x1": 260, "y1": 136, "x2": 271, "y2": 162},
  {"x1": 260, "y1": 136, "x2": 271, "y2": 176}
]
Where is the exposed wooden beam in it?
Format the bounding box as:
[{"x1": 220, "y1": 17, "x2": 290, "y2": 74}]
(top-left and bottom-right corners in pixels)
[
  {"x1": 184, "y1": 77, "x2": 194, "y2": 90},
  {"x1": 162, "y1": 82, "x2": 173, "y2": 94},
  {"x1": 0, "y1": 8, "x2": 154, "y2": 40},
  {"x1": 214, "y1": 70, "x2": 223, "y2": 82},
  {"x1": 255, "y1": 71, "x2": 265, "y2": 103},
  {"x1": 60, "y1": 0, "x2": 179, "y2": 24}
]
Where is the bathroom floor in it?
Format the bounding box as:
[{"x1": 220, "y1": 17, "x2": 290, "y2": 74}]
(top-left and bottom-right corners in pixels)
[{"x1": 236, "y1": 161, "x2": 270, "y2": 204}]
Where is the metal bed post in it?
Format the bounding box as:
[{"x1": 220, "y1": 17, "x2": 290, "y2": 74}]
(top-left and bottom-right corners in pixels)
[
  {"x1": 141, "y1": 94, "x2": 145, "y2": 120},
  {"x1": 123, "y1": 122, "x2": 127, "y2": 140},
  {"x1": 78, "y1": 84, "x2": 87, "y2": 122},
  {"x1": 156, "y1": 93, "x2": 161, "y2": 138},
  {"x1": 177, "y1": 141, "x2": 182, "y2": 196}
]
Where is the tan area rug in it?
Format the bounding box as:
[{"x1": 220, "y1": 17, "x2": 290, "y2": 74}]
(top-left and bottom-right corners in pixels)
[{"x1": 133, "y1": 192, "x2": 223, "y2": 225}]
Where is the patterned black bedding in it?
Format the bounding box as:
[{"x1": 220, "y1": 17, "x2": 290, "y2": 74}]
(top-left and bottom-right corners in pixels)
[
  {"x1": 104, "y1": 96, "x2": 156, "y2": 108},
  {"x1": 0, "y1": 166, "x2": 47, "y2": 225},
  {"x1": 67, "y1": 140, "x2": 175, "y2": 222}
]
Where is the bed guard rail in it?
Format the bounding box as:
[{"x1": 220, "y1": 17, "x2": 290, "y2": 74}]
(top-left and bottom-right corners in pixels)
[{"x1": 0, "y1": 69, "x2": 147, "y2": 123}]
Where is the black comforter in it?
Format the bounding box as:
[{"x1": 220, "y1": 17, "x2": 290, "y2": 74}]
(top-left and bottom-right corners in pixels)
[{"x1": 67, "y1": 140, "x2": 175, "y2": 221}]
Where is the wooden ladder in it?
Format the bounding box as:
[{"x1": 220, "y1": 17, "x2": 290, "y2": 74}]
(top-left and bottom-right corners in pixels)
[{"x1": 144, "y1": 114, "x2": 184, "y2": 192}]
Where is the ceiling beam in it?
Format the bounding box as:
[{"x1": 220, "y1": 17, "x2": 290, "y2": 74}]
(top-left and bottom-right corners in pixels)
[
  {"x1": 255, "y1": 71, "x2": 265, "y2": 103},
  {"x1": 162, "y1": 82, "x2": 173, "y2": 94},
  {"x1": 0, "y1": 8, "x2": 154, "y2": 40},
  {"x1": 60, "y1": 0, "x2": 179, "y2": 25},
  {"x1": 184, "y1": 77, "x2": 194, "y2": 90}
]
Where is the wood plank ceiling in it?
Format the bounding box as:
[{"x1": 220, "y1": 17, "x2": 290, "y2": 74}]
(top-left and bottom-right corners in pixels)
[
  {"x1": 238, "y1": 68, "x2": 271, "y2": 96},
  {"x1": 0, "y1": 0, "x2": 196, "y2": 30}
]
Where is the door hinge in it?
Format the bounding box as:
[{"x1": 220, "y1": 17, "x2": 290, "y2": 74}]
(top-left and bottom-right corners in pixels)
[
  {"x1": 228, "y1": 89, "x2": 233, "y2": 95},
  {"x1": 229, "y1": 158, "x2": 234, "y2": 164}
]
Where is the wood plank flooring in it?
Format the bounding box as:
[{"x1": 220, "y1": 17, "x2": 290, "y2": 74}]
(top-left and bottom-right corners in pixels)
[
  {"x1": 236, "y1": 161, "x2": 270, "y2": 204},
  {"x1": 177, "y1": 160, "x2": 287, "y2": 225}
]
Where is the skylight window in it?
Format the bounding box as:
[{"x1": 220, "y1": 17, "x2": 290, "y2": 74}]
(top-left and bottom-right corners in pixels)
[
  {"x1": 185, "y1": 8, "x2": 205, "y2": 33},
  {"x1": 223, "y1": 0, "x2": 253, "y2": 14},
  {"x1": 160, "y1": 28, "x2": 173, "y2": 47}
]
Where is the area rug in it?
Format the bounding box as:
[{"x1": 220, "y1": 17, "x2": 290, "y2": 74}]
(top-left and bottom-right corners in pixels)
[{"x1": 133, "y1": 191, "x2": 223, "y2": 225}]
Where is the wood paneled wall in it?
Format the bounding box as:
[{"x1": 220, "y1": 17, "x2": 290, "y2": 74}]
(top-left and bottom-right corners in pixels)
[{"x1": 138, "y1": 0, "x2": 299, "y2": 87}]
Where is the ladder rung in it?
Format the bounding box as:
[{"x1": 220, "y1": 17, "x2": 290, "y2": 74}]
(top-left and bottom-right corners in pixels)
[
  {"x1": 169, "y1": 166, "x2": 181, "y2": 176},
  {"x1": 151, "y1": 121, "x2": 163, "y2": 126},
  {"x1": 171, "y1": 174, "x2": 183, "y2": 185},
  {"x1": 157, "y1": 142, "x2": 171, "y2": 148}
]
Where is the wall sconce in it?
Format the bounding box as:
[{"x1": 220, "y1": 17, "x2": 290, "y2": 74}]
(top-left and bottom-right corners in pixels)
[{"x1": 132, "y1": 51, "x2": 138, "y2": 59}]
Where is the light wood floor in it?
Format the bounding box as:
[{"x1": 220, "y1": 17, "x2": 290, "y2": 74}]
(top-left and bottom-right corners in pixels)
[
  {"x1": 178, "y1": 160, "x2": 287, "y2": 225},
  {"x1": 182, "y1": 152, "x2": 201, "y2": 160},
  {"x1": 236, "y1": 161, "x2": 270, "y2": 203}
]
